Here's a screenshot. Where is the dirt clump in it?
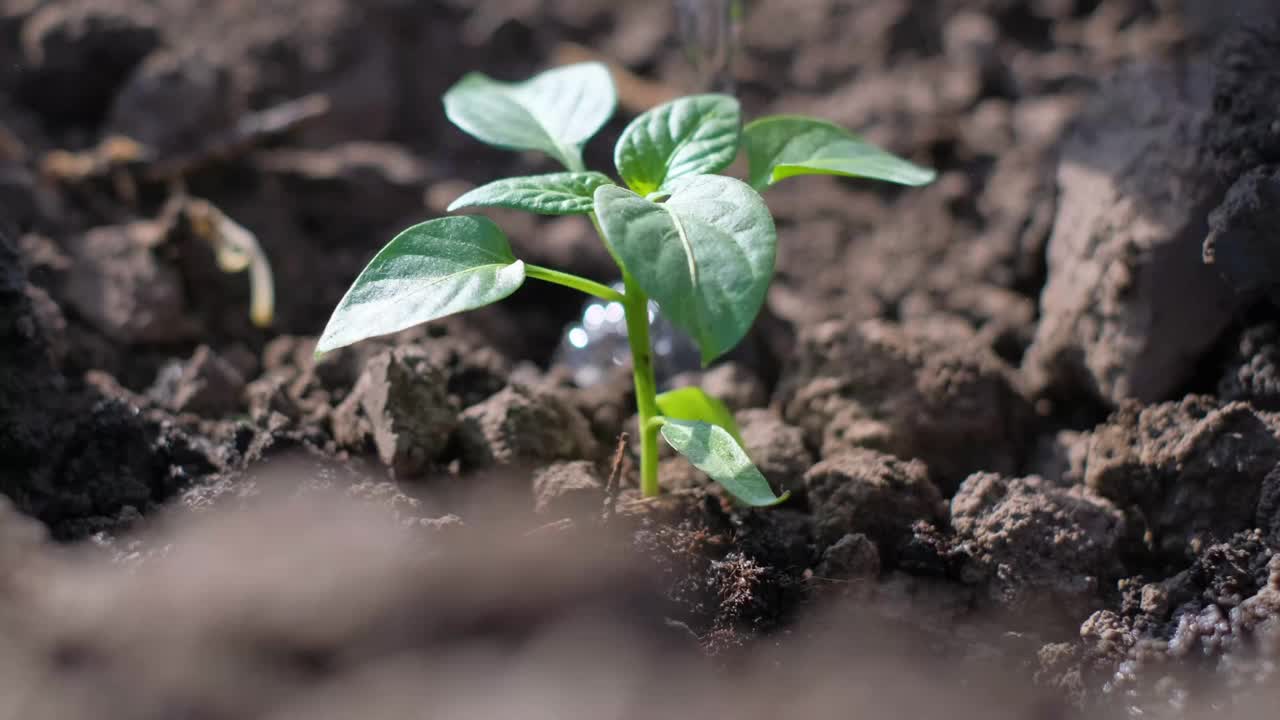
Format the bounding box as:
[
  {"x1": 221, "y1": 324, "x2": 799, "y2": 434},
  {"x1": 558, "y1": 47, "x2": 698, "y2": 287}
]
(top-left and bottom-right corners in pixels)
[
  {"x1": 951, "y1": 472, "x2": 1126, "y2": 622},
  {"x1": 778, "y1": 319, "x2": 1030, "y2": 492},
  {"x1": 1216, "y1": 322, "x2": 1280, "y2": 409},
  {"x1": 804, "y1": 448, "x2": 944, "y2": 560},
  {"x1": 1023, "y1": 61, "x2": 1237, "y2": 406},
  {"x1": 458, "y1": 382, "x2": 601, "y2": 470},
  {"x1": 244, "y1": 337, "x2": 335, "y2": 430},
  {"x1": 1082, "y1": 397, "x2": 1280, "y2": 562},
  {"x1": 16, "y1": 0, "x2": 161, "y2": 130},
  {"x1": 1205, "y1": 18, "x2": 1280, "y2": 180},
  {"x1": 147, "y1": 344, "x2": 251, "y2": 416},
  {"x1": 331, "y1": 345, "x2": 458, "y2": 479},
  {"x1": 1204, "y1": 166, "x2": 1280, "y2": 305},
  {"x1": 63, "y1": 222, "x2": 197, "y2": 344},
  {"x1": 813, "y1": 532, "x2": 881, "y2": 585},
  {"x1": 0, "y1": 231, "x2": 217, "y2": 539},
  {"x1": 1066, "y1": 532, "x2": 1280, "y2": 714},
  {"x1": 533, "y1": 460, "x2": 604, "y2": 517}
]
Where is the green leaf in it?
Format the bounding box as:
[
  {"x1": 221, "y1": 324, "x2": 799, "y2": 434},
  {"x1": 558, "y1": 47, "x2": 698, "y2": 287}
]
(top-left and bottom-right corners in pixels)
[
  {"x1": 614, "y1": 94, "x2": 741, "y2": 195},
  {"x1": 594, "y1": 175, "x2": 775, "y2": 365},
  {"x1": 659, "y1": 419, "x2": 788, "y2": 507},
  {"x1": 317, "y1": 216, "x2": 524, "y2": 353},
  {"x1": 744, "y1": 115, "x2": 936, "y2": 190},
  {"x1": 656, "y1": 386, "x2": 743, "y2": 446},
  {"x1": 447, "y1": 172, "x2": 613, "y2": 215},
  {"x1": 443, "y1": 62, "x2": 617, "y2": 170}
]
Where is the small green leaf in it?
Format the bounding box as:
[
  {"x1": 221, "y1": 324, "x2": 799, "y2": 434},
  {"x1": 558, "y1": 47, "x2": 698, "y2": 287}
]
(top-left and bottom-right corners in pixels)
[
  {"x1": 660, "y1": 419, "x2": 788, "y2": 507},
  {"x1": 443, "y1": 62, "x2": 617, "y2": 170},
  {"x1": 447, "y1": 172, "x2": 613, "y2": 215},
  {"x1": 614, "y1": 94, "x2": 741, "y2": 195},
  {"x1": 744, "y1": 115, "x2": 936, "y2": 190},
  {"x1": 317, "y1": 216, "x2": 524, "y2": 353},
  {"x1": 656, "y1": 386, "x2": 743, "y2": 446},
  {"x1": 594, "y1": 175, "x2": 776, "y2": 365}
]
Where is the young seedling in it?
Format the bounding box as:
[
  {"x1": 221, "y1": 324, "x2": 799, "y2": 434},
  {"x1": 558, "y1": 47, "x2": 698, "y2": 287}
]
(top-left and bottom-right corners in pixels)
[{"x1": 317, "y1": 62, "x2": 934, "y2": 506}]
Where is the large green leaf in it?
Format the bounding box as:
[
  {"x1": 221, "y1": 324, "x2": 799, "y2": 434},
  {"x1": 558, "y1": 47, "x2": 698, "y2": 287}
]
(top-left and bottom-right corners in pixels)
[
  {"x1": 655, "y1": 386, "x2": 743, "y2": 446},
  {"x1": 443, "y1": 62, "x2": 617, "y2": 170},
  {"x1": 317, "y1": 216, "x2": 524, "y2": 354},
  {"x1": 447, "y1": 172, "x2": 613, "y2": 215},
  {"x1": 614, "y1": 94, "x2": 741, "y2": 195},
  {"x1": 744, "y1": 115, "x2": 936, "y2": 190},
  {"x1": 594, "y1": 174, "x2": 775, "y2": 365},
  {"x1": 659, "y1": 419, "x2": 788, "y2": 507}
]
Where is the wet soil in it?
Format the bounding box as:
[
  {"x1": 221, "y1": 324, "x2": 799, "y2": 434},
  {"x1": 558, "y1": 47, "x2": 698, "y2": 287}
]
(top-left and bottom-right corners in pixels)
[{"x1": 4, "y1": 0, "x2": 1280, "y2": 717}]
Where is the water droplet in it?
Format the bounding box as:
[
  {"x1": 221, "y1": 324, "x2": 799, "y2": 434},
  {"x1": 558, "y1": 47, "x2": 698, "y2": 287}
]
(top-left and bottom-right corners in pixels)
[
  {"x1": 604, "y1": 302, "x2": 625, "y2": 324},
  {"x1": 554, "y1": 281, "x2": 700, "y2": 387}
]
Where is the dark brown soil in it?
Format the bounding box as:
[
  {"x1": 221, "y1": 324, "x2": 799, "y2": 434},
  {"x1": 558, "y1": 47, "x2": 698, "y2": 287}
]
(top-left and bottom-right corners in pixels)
[{"x1": 4, "y1": 0, "x2": 1280, "y2": 717}]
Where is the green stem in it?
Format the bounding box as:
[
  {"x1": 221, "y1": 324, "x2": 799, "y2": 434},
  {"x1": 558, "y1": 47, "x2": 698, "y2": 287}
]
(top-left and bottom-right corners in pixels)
[
  {"x1": 525, "y1": 264, "x2": 624, "y2": 304},
  {"x1": 584, "y1": 209, "x2": 659, "y2": 496},
  {"x1": 622, "y1": 272, "x2": 661, "y2": 497}
]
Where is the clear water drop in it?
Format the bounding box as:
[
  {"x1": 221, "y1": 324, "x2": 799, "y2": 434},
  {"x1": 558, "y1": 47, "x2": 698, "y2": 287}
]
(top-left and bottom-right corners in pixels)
[{"x1": 553, "y1": 282, "x2": 700, "y2": 388}]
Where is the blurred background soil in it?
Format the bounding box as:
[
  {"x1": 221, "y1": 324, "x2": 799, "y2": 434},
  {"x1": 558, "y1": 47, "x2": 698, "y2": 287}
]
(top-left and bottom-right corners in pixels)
[{"x1": 4, "y1": 0, "x2": 1280, "y2": 717}]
